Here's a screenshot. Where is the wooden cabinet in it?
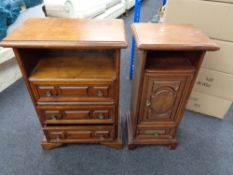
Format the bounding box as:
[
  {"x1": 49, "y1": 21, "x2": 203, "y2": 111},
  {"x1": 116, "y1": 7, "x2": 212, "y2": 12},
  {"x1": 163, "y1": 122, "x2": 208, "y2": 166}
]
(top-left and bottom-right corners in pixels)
[
  {"x1": 127, "y1": 23, "x2": 219, "y2": 149},
  {"x1": 1, "y1": 18, "x2": 127, "y2": 150}
]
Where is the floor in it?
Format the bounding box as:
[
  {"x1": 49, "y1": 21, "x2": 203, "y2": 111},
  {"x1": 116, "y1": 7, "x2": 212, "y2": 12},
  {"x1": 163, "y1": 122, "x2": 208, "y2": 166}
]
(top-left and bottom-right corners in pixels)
[{"x1": 0, "y1": 0, "x2": 233, "y2": 175}]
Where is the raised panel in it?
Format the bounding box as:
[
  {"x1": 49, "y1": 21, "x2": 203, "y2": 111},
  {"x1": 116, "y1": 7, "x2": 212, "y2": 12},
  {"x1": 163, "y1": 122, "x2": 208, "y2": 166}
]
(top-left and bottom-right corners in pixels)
[
  {"x1": 58, "y1": 86, "x2": 89, "y2": 97},
  {"x1": 139, "y1": 73, "x2": 193, "y2": 124}
]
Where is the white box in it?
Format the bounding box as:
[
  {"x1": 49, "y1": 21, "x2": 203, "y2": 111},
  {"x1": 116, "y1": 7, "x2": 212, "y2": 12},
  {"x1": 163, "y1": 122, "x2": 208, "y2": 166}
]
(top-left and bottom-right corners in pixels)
[
  {"x1": 194, "y1": 68, "x2": 233, "y2": 100},
  {"x1": 187, "y1": 91, "x2": 232, "y2": 119},
  {"x1": 164, "y1": 0, "x2": 233, "y2": 42},
  {"x1": 203, "y1": 39, "x2": 233, "y2": 75},
  {"x1": 0, "y1": 59, "x2": 22, "y2": 92},
  {"x1": 0, "y1": 47, "x2": 15, "y2": 64}
]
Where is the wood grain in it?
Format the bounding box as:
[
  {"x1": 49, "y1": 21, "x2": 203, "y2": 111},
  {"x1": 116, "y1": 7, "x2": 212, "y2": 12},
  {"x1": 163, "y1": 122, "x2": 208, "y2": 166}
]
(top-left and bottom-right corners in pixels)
[
  {"x1": 0, "y1": 19, "x2": 127, "y2": 150},
  {"x1": 1, "y1": 18, "x2": 128, "y2": 49},
  {"x1": 127, "y1": 23, "x2": 218, "y2": 150},
  {"x1": 131, "y1": 23, "x2": 219, "y2": 51}
]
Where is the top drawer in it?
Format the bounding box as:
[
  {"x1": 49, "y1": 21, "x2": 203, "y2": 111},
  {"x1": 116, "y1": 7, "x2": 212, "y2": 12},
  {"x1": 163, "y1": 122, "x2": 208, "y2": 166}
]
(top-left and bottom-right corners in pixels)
[{"x1": 30, "y1": 81, "x2": 115, "y2": 102}]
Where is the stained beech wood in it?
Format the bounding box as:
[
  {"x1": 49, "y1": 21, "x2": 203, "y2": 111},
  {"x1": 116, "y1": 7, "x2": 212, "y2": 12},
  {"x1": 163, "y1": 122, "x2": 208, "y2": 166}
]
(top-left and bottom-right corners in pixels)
[
  {"x1": 127, "y1": 23, "x2": 219, "y2": 150},
  {"x1": 131, "y1": 23, "x2": 219, "y2": 51},
  {"x1": 1, "y1": 18, "x2": 128, "y2": 49},
  {"x1": 29, "y1": 50, "x2": 116, "y2": 81},
  {"x1": 0, "y1": 19, "x2": 127, "y2": 150}
]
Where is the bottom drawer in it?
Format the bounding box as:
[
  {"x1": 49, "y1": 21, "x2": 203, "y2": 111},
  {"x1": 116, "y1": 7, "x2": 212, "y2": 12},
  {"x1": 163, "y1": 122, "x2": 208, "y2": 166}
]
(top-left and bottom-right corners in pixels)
[
  {"x1": 137, "y1": 127, "x2": 174, "y2": 139},
  {"x1": 44, "y1": 125, "x2": 115, "y2": 143}
]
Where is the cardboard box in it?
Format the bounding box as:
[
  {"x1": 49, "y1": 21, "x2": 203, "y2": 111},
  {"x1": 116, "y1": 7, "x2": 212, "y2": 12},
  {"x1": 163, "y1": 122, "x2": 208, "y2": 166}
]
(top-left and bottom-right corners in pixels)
[
  {"x1": 187, "y1": 91, "x2": 232, "y2": 119},
  {"x1": 164, "y1": 0, "x2": 233, "y2": 42},
  {"x1": 203, "y1": 39, "x2": 233, "y2": 75},
  {"x1": 194, "y1": 68, "x2": 233, "y2": 100},
  {"x1": 205, "y1": 0, "x2": 233, "y2": 3}
]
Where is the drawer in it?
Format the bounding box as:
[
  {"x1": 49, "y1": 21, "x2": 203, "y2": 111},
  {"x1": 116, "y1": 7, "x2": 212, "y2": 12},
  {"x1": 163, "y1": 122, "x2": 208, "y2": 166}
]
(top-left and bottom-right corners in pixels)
[
  {"x1": 137, "y1": 127, "x2": 174, "y2": 139},
  {"x1": 44, "y1": 125, "x2": 115, "y2": 143},
  {"x1": 37, "y1": 105, "x2": 115, "y2": 124},
  {"x1": 30, "y1": 82, "x2": 115, "y2": 102}
]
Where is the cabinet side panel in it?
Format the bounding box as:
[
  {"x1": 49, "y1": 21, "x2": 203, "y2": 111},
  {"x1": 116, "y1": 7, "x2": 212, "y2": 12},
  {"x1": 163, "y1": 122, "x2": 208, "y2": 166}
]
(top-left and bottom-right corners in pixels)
[
  {"x1": 13, "y1": 48, "x2": 43, "y2": 124},
  {"x1": 115, "y1": 49, "x2": 121, "y2": 138},
  {"x1": 130, "y1": 50, "x2": 147, "y2": 137},
  {"x1": 175, "y1": 51, "x2": 206, "y2": 127}
]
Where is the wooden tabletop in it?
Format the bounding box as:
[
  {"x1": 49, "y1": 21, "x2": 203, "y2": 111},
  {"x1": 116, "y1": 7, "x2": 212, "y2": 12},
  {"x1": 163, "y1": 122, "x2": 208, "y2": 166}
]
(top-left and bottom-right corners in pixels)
[
  {"x1": 1, "y1": 18, "x2": 128, "y2": 49},
  {"x1": 131, "y1": 23, "x2": 219, "y2": 51}
]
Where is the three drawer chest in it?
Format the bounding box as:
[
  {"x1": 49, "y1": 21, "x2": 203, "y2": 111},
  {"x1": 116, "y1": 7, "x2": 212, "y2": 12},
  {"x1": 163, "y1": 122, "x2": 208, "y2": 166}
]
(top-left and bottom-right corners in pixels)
[{"x1": 1, "y1": 18, "x2": 127, "y2": 150}]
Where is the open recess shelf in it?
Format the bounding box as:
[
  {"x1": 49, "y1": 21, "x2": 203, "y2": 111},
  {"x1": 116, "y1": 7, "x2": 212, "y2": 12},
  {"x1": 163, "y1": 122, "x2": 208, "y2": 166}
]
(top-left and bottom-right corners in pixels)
[
  {"x1": 29, "y1": 49, "x2": 116, "y2": 82},
  {"x1": 145, "y1": 51, "x2": 195, "y2": 73}
]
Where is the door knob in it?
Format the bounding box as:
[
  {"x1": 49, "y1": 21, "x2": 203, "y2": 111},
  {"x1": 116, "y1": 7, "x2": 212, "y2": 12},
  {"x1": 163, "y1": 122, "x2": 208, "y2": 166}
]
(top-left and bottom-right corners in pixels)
[{"x1": 146, "y1": 100, "x2": 151, "y2": 107}]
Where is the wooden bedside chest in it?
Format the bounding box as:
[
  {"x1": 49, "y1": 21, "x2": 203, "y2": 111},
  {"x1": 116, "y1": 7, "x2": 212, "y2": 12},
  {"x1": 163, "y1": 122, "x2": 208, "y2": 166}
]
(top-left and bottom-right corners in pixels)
[
  {"x1": 1, "y1": 18, "x2": 127, "y2": 150},
  {"x1": 127, "y1": 23, "x2": 219, "y2": 149}
]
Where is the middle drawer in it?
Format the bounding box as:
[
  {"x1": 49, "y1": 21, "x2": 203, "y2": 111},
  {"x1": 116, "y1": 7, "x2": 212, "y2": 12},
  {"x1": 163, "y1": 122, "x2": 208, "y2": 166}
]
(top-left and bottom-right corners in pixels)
[{"x1": 37, "y1": 105, "x2": 115, "y2": 124}]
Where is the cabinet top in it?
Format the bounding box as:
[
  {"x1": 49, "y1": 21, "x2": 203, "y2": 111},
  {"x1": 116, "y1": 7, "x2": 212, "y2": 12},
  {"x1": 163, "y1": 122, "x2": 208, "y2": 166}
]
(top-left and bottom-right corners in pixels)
[
  {"x1": 1, "y1": 18, "x2": 128, "y2": 49},
  {"x1": 131, "y1": 23, "x2": 219, "y2": 51}
]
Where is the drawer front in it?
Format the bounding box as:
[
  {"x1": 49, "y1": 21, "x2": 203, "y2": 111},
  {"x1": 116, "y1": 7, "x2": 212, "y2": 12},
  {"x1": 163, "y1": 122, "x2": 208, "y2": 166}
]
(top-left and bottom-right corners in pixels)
[
  {"x1": 30, "y1": 82, "x2": 115, "y2": 101},
  {"x1": 139, "y1": 73, "x2": 193, "y2": 124},
  {"x1": 38, "y1": 105, "x2": 115, "y2": 124},
  {"x1": 44, "y1": 126, "x2": 115, "y2": 143},
  {"x1": 137, "y1": 127, "x2": 174, "y2": 139}
]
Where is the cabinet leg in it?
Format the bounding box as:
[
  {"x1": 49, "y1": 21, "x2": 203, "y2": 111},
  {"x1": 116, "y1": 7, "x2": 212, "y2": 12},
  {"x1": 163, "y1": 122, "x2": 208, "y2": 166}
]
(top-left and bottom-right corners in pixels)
[
  {"x1": 41, "y1": 137, "x2": 63, "y2": 151},
  {"x1": 168, "y1": 143, "x2": 177, "y2": 150},
  {"x1": 101, "y1": 121, "x2": 123, "y2": 150},
  {"x1": 128, "y1": 143, "x2": 137, "y2": 150},
  {"x1": 101, "y1": 138, "x2": 123, "y2": 150}
]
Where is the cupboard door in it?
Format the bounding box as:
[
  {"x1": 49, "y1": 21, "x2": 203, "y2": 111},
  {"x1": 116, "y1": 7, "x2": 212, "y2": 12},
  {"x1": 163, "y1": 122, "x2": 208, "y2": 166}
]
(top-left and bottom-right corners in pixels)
[{"x1": 139, "y1": 73, "x2": 193, "y2": 124}]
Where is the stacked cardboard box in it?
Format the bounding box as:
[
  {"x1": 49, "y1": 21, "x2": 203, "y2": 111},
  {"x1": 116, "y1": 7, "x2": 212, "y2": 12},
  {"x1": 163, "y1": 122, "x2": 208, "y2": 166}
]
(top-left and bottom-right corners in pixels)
[{"x1": 164, "y1": 0, "x2": 233, "y2": 119}]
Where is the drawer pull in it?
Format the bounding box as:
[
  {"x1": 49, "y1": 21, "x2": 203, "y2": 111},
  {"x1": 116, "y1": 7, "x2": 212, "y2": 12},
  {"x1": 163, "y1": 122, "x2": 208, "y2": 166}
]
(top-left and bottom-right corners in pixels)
[
  {"x1": 144, "y1": 129, "x2": 166, "y2": 136},
  {"x1": 46, "y1": 91, "x2": 52, "y2": 97},
  {"x1": 51, "y1": 115, "x2": 57, "y2": 120},
  {"x1": 96, "y1": 90, "x2": 103, "y2": 97},
  {"x1": 99, "y1": 114, "x2": 104, "y2": 119},
  {"x1": 56, "y1": 135, "x2": 60, "y2": 141}
]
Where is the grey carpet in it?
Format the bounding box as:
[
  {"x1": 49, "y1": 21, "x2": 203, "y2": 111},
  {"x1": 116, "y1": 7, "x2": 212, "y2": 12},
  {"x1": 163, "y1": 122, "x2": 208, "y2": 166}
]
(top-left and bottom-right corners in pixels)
[{"x1": 1, "y1": 0, "x2": 233, "y2": 174}]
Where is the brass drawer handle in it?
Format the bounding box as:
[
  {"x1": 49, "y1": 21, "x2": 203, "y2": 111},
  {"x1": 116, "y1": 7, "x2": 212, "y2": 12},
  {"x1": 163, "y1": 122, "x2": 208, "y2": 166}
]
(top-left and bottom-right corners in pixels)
[
  {"x1": 51, "y1": 115, "x2": 58, "y2": 120},
  {"x1": 98, "y1": 114, "x2": 104, "y2": 119},
  {"x1": 144, "y1": 129, "x2": 165, "y2": 136},
  {"x1": 46, "y1": 91, "x2": 52, "y2": 97},
  {"x1": 50, "y1": 115, "x2": 62, "y2": 120},
  {"x1": 56, "y1": 135, "x2": 60, "y2": 141},
  {"x1": 96, "y1": 90, "x2": 103, "y2": 97},
  {"x1": 146, "y1": 100, "x2": 151, "y2": 107}
]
